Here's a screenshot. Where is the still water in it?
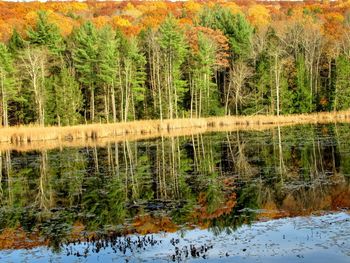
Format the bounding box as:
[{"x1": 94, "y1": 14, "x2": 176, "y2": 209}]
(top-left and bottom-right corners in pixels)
[{"x1": 0, "y1": 124, "x2": 349, "y2": 262}]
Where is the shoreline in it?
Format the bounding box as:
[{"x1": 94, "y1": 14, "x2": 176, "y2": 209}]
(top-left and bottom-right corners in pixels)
[{"x1": 1, "y1": 111, "x2": 350, "y2": 151}]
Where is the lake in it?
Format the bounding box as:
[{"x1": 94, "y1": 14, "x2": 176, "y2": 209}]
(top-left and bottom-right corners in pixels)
[{"x1": 0, "y1": 124, "x2": 349, "y2": 262}]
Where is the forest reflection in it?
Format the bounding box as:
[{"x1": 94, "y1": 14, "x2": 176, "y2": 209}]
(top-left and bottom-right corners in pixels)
[{"x1": 0, "y1": 124, "x2": 349, "y2": 250}]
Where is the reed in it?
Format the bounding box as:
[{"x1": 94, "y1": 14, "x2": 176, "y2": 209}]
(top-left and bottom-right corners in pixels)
[{"x1": 1, "y1": 111, "x2": 350, "y2": 152}]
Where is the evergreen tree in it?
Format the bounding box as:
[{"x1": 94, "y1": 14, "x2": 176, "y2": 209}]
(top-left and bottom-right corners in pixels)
[
  {"x1": 0, "y1": 43, "x2": 17, "y2": 126},
  {"x1": 189, "y1": 32, "x2": 219, "y2": 117},
  {"x1": 294, "y1": 55, "x2": 312, "y2": 113},
  {"x1": 71, "y1": 22, "x2": 99, "y2": 122},
  {"x1": 27, "y1": 11, "x2": 65, "y2": 54},
  {"x1": 52, "y1": 67, "x2": 83, "y2": 126},
  {"x1": 199, "y1": 6, "x2": 253, "y2": 61},
  {"x1": 334, "y1": 55, "x2": 350, "y2": 111},
  {"x1": 8, "y1": 29, "x2": 26, "y2": 55},
  {"x1": 120, "y1": 36, "x2": 146, "y2": 121},
  {"x1": 251, "y1": 51, "x2": 271, "y2": 114},
  {"x1": 96, "y1": 26, "x2": 120, "y2": 123},
  {"x1": 158, "y1": 16, "x2": 187, "y2": 119}
]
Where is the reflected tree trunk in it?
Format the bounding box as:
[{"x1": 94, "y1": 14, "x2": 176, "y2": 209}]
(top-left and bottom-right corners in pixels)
[{"x1": 277, "y1": 125, "x2": 286, "y2": 179}]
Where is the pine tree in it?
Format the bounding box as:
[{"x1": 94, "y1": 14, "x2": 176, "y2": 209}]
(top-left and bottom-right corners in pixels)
[
  {"x1": 53, "y1": 67, "x2": 83, "y2": 126},
  {"x1": 294, "y1": 55, "x2": 312, "y2": 113},
  {"x1": 119, "y1": 35, "x2": 146, "y2": 121},
  {"x1": 8, "y1": 29, "x2": 26, "y2": 55},
  {"x1": 0, "y1": 43, "x2": 17, "y2": 127},
  {"x1": 27, "y1": 11, "x2": 65, "y2": 54},
  {"x1": 71, "y1": 22, "x2": 99, "y2": 123},
  {"x1": 96, "y1": 26, "x2": 120, "y2": 123},
  {"x1": 199, "y1": 6, "x2": 253, "y2": 61},
  {"x1": 334, "y1": 55, "x2": 350, "y2": 111},
  {"x1": 158, "y1": 16, "x2": 187, "y2": 119},
  {"x1": 189, "y1": 32, "x2": 219, "y2": 117}
]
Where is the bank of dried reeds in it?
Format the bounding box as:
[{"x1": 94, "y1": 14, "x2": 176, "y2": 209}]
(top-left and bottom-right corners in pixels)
[{"x1": 1, "y1": 111, "x2": 349, "y2": 151}]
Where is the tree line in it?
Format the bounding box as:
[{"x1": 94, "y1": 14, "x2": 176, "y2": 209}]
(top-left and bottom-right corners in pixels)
[{"x1": 1, "y1": 4, "x2": 350, "y2": 126}]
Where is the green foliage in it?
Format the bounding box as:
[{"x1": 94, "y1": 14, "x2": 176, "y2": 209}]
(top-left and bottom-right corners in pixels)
[
  {"x1": 52, "y1": 67, "x2": 83, "y2": 126},
  {"x1": 159, "y1": 15, "x2": 188, "y2": 118},
  {"x1": 8, "y1": 29, "x2": 26, "y2": 54},
  {"x1": 250, "y1": 52, "x2": 271, "y2": 114},
  {"x1": 294, "y1": 55, "x2": 312, "y2": 113},
  {"x1": 71, "y1": 21, "x2": 99, "y2": 122},
  {"x1": 97, "y1": 26, "x2": 119, "y2": 87},
  {"x1": 188, "y1": 32, "x2": 221, "y2": 117},
  {"x1": 0, "y1": 7, "x2": 349, "y2": 127},
  {"x1": 334, "y1": 55, "x2": 350, "y2": 111},
  {"x1": 27, "y1": 11, "x2": 65, "y2": 54},
  {"x1": 71, "y1": 21, "x2": 98, "y2": 88},
  {"x1": 0, "y1": 43, "x2": 18, "y2": 126},
  {"x1": 199, "y1": 6, "x2": 253, "y2": 60},
  {"x1": 121, "y1": 36, "x2": 147, "y2": 120}
]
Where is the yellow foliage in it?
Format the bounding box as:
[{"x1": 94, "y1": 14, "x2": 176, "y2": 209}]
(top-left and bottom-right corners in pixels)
[
  {"x1": 184, "y1": 1, "x2": 201, "y2": 14},
  {"x1": 123, "y1": 9, "x2": 143, "y2": 19},
  {"x1": 92, "y1": 16, "x2": 110, "y2": 29},
  {"x1": 111, "y1": 16, "x2": 132, "y2": 29},
  {"x1": 48, "y1": 2, "x2": 88, "y2": 13},
  {"x1": 24, "y1": 11, "x2": 38, "y2": 28},
  {"x1": 125, "y1": 2, "x2": 135, "y2": 11},
  {"x1": 222, "y1": 2, "x2": 242, "y2": 15},
  {"x1": 47, "y1": 11, "x2": 76, "y2": 37},
  {"x1": 248, "y1": 4, "x2": 270, "y2": 28},
  {"x1": 326, "y1": 12, "x2": 344, "y2": 23}
]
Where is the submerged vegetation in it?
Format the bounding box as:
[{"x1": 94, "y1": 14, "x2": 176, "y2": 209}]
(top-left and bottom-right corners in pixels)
[{"x1": 0, "y1": 1, "x2": 350, "y2": 128}]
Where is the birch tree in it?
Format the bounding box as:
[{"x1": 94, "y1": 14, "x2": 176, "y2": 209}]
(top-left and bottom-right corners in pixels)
[{"x1": 19, "y1": 47, "x2": 50, "y2": 126}]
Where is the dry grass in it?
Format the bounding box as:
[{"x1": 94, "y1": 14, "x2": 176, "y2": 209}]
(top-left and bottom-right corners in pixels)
[{"x1": 1, "y1": 111, "x2": 350, "y2": 152}]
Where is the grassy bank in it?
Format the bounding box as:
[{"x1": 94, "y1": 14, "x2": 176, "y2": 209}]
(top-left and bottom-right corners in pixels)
[{"x1": 1, "y1": 111, "x2": 350, "y2": 151}]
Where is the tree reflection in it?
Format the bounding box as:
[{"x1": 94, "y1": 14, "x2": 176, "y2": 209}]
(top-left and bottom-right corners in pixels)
[{"x1": 0, "y1": 124, "x2": 349, "y2": 249}]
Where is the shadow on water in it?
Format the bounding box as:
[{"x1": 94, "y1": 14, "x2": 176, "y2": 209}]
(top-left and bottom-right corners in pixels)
[{"x1": 0, "y1": 123, "x2": 349, "y2": 261}]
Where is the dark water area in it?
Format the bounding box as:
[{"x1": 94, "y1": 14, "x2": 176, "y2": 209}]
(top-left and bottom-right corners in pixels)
[{"x1": 0, "y1": 124, "x2": 349, "y2": 262}]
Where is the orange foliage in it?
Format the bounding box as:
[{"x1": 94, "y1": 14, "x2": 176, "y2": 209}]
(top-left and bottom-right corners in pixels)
[
  {"x1": 191, "y1": 177, "x2": 237, "y2": 224},
  {"x1": 193, "y1": 191, "x2": 237, "y2": 222},
  {"x1": 0, "y1": 19, "x2": 11, "y2": 42},
  {"x1": 257, "y1": 200, "x2": 288, "y2": 220},
  {"x1": 69, "y1": 221, "x2": 86, "y2": 241},
  {"x1": 0, "y1": 228, "x2": 48, "y2": 249},
  {"x1": 133, "y1": 214, "x2": 178, "y2": 234},
  {"x1": 0, "y1": 0, "x2": 347, "y2": 48},
  {"x1": 187, "y1": 26, "x2": 230, "y2": 69},
  {"x1": 184, "y1": 1, "x2": 201, "y2": 17},
  {"x1": 323, "y1": 12, "x2": 345, "y2": 41},
  {"x1": 48, "y1": 11, "x2": 77, "y2": 37},
  {"x1": 92, "y1": 16, "x2": 110, "y2": 29},
  {"x1": 331, "y1": 186, "x2": 350, "y2": 209}
]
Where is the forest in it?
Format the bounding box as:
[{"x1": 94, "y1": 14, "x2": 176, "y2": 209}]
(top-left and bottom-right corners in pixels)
[{"x1": 0, "y1": 1, "x2": 350, "y2": 127}]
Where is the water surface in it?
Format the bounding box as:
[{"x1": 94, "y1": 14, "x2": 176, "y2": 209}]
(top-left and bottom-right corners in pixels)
[{"x1": 0, "y1": 124, "x2": 349, "y2": 262}]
